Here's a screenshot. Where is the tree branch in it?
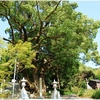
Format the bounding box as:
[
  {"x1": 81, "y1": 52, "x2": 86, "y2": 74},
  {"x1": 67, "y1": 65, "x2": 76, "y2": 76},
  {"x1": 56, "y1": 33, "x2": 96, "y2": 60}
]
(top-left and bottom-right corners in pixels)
[
  {"x1": 3, "y1": 38, "x2": 14, "y2": 44},
  {"x1": 36, "y1": 1, "x2": 42, "y2": 22},
  {"x1": 0, "y1": 2, "x2": 15, "y2": 43},
  {"x1": 43, "y1": 1, "x2": 61, "y2": 21},
  {"x1": 35, "y1": 32, "x2": 66, "y2": 49},
  {"x1": 22, "y1": 26, "x2": 28, "y2": 42},
  {"x1": 6, "y1": 16, "x2": 15, "y2": 43}
]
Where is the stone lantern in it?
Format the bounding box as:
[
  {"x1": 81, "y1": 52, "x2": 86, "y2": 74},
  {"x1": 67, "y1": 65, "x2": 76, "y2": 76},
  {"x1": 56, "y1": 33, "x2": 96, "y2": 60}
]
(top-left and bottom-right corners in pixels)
[
  {"x1": 20, "y1": 77, "x2": 29, "y2": 99},
  {"x1": 51, "y1": 79, "x2": 61, "y2": 99}
]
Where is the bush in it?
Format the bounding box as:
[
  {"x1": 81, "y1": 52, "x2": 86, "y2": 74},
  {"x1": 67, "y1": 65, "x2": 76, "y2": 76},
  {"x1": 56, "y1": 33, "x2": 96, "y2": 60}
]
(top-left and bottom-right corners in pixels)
[
  {"x1": 71, "y1": 86, "x2": 84, "y2": 96},
  {"x1": 58, "y1": 89, "x2": 64, "y2": 95},
  {"x1": 92, "y1": 90, "x2": 100, "y2": 99},
  {"x1": 0, "y1": 90, "x2": 11, "y2": 98},
  {"x1": 71, "y1": 86, "x2": 80, "y2": 94},
  {"x1": 82, "y1": 89, "x2": 95, "y2": 98},
  {"x1": 77, "y1": 88, "x2": 84, "y2": 96},
  {"x1": 58, "y1": 88, "x2": 74, "y2": 95},
  {"x1": 64, "y1": 91, "x2": 74, "y2": 95}
]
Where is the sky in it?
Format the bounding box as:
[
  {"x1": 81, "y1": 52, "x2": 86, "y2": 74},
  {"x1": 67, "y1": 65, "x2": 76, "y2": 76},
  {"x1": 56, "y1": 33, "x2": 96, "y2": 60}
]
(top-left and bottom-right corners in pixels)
[{"x1": 0, "y1": 1, "x2": 100, "y2": 68}]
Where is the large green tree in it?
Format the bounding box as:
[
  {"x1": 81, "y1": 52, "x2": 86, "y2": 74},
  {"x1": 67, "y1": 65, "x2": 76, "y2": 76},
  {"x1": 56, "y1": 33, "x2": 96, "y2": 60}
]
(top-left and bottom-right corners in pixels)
[{"x1": 0, "y1": 1, "x2": 100, "y2": 92}]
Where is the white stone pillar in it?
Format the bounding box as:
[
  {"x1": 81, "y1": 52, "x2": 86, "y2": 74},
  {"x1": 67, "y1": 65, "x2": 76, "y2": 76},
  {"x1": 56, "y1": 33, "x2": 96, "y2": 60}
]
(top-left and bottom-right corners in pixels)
[{"x1": 39, "y1": 78, "x2": 42, "y2": 97}]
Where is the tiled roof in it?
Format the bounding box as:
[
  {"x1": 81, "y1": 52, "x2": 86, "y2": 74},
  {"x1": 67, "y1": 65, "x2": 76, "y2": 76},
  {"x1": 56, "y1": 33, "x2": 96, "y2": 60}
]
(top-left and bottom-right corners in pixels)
[{"x1": 90, "y1": 79, "x2": 100, "y2": 83}]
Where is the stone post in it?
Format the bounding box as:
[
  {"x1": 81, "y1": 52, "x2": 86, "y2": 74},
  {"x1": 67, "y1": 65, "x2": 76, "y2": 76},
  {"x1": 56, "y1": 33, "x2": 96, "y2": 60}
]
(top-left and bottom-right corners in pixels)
[
  {"x1": 37, "y1": 78, "x2": 44, "y2": 99},
  {"x1": 39, "y1": 78, "x2": 42, "y2": 97}
]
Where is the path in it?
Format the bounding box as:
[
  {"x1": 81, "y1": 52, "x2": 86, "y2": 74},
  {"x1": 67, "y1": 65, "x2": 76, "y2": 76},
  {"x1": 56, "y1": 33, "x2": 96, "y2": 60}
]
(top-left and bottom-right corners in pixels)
[{"x1": 61, "y1": 94, "x2": 94, "y2": 100}]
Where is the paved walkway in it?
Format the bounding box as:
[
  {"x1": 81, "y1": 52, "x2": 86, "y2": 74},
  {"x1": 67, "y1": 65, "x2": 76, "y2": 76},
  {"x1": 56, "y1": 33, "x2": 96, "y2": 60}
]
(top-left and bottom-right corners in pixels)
[{"x1": 61, "y1": 94, "x2": 94, "y2": 100}]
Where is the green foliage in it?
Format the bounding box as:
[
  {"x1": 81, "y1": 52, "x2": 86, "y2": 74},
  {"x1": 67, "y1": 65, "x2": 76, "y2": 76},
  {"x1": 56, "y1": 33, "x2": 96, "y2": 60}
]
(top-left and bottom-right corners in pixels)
[
  {"x1": 71, "y1": 86, "x2": 84, "y2": 96},
  {"x1": 0, "y1": 40, "x2": 36, "y2": 82},
  {"x1": 82, "y1": 89, "x2": 95, "y2": 98},
  {"x1": 92, "y1": 90, "x2": 100, "y2": 99},
  {"x1": 0, "y1": 38, "x2": 7, "y2": 48},
  {"x1": 67, "y1": 63, "x2": 95, "y2": 97},
  {"x1": 94, "y1": 68, "x2": 100, "y2": 79},
  {"x1": 0, "y1": 1, "x2": 100, "y2": 90},
  {"x1": 7, "y1": 40, "x2": 36, "y2": 68},
  {"x1": 0, "y1": 39, "x2": 11, "y2": 82},
  {"x1": 78, "y1": 63, "x2": 95, "y2": 80},
  {"x1": 0, "y1": 92, "x2": 11, "y2": 98},
  {"x1": 95, "y1": 75, "x2": 100, "y2": 80},
  {"x1": 63, "y1": 91, "x2": 74, "y2": 95}
]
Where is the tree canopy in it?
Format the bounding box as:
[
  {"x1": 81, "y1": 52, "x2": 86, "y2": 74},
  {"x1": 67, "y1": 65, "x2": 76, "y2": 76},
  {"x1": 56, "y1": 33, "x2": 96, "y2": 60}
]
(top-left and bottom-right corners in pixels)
[{"x1": 0, "y1": 1, "x2": 100, "y2": 91}]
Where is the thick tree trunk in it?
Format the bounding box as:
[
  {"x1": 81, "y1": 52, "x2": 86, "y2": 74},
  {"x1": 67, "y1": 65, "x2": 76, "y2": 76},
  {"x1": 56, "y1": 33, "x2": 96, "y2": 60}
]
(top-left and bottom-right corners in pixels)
[
  {"x1": 21, "y1": 68, "x2": 29, "y2": 80},
  {"x1": 33, "y1": 69, "x2": 38, "y2": 86},
  {"x1": 33, "y1": 68, "x2": 39, "y2": 92}
]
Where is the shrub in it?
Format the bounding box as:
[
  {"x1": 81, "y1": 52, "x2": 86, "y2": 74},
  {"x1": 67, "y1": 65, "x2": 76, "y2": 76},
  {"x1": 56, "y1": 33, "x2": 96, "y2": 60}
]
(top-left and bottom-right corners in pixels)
[
  {"x1": 58, "y1": 88, "x2": 74, "y2": 95},
  {"x1": 0, "y1": 91, "x2": 11, "y2": 98},
  {"x1": 70, "y1": 86, "x2": 85, "y2": 96},
  {"x1": 82, "y1": 89, "x2": 95, "y2": 98},
  {"x1": 71, "y1": 86, "x2": 80, "y2": 94},
  {"x1": 58, "y1": 89, "x2": 64, "y2": 95},
  {"x1": 77, "y1": 88, "x2": 84, "y2": 96},
  {"x1": 92, "y1": 90, "x2": 100, "y2": 99}
]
